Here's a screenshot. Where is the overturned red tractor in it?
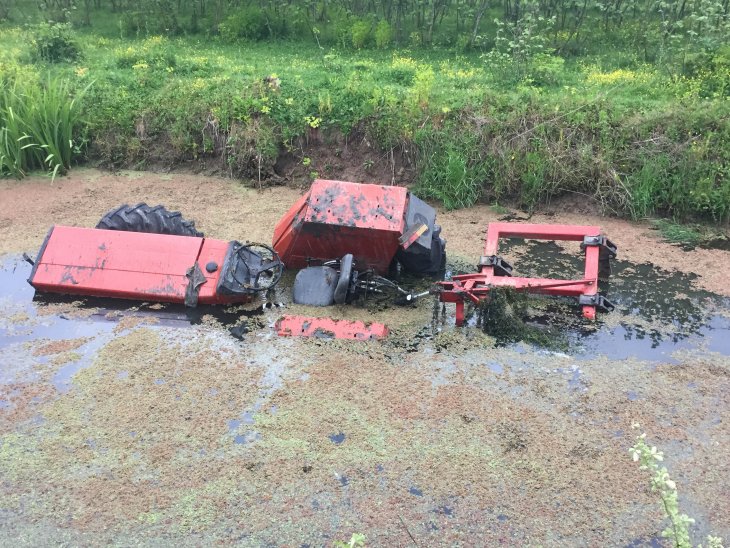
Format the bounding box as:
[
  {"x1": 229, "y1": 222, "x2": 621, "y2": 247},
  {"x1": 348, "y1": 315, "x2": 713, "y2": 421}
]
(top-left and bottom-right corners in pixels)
[{"x1": 25, "y1": 179, "x2": 616, "y2": 341}]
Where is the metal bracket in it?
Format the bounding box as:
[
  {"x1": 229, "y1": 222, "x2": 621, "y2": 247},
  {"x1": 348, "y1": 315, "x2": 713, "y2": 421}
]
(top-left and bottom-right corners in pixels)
[
  {"x1": 578, "y1": 293, "x2": 615, "y2": 312},
  {"x1": 581, "y1": 235, "x2": 617, "y2": 259},
  {"x1": 478, "y1": 255, "x2": 513, "y2": 277}
]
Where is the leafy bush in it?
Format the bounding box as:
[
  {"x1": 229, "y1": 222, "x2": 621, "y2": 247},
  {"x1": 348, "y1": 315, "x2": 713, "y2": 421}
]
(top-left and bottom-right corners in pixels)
[
  {"x1": 630, "y1": 428, "x2": 725, "y2": 548},
  {"x1": 374, "y1": 20, "x2": 392, "y2": 49},
  {"x1": 485, "y1": 1, "x2": 554, "y2": 82},
  {"x1": 454, "y1": 35, "x2": 471, "y2": 53},
  {"x1": 412, "y1": 66, "x2": 435, "y2": 107},
  {"x1": 351, "y1": 20, "x2": 371, "y2": 49},
  {"x1": 119, "y1": 12, "x2": 148, "y2": 38},
  {"x1": 226, "y1": 117, "x2": 279, "y2": 180},
  {"x1": 118, "y1": 0, "x2": 180, "y2": 36},
  {"x1": 365, "y1": 85, "x2": 413, "y2": 148},
  {"x1": 386, "y1": 68, "x2": 415, "y2": 86},
  {"x1": 219, "y1": 7, "x2": 268, "y2": 42},
  {"x1": 527, "y1": 54, "x2": 565, "y2": 86},
  {"x1": 31, "y1": 22, "x2": 82, "y2": 63},
  {"x1": 684, "y1": 46, "x2": 730, "y2": 98}
]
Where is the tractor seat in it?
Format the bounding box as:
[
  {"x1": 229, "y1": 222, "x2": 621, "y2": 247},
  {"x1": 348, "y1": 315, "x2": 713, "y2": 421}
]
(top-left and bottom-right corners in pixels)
[{"x1": 293, "y1": 254, "x2": 354, "y2": 306}]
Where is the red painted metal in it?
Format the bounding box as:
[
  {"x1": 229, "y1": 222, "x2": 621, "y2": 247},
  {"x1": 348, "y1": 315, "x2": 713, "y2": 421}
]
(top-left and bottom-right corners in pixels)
[
  {"x1": 275, "y1": 315, "x2": 389, "y2": 340},
  {"x1": 437, "y1": 222, "x2": 607, "y2": 325},
  {"x1": 273, "y1": 179, "x2": 409, "y2": 274},
  {"x1": 29, "y1": 226, "x2": 251, "y2": 304}
]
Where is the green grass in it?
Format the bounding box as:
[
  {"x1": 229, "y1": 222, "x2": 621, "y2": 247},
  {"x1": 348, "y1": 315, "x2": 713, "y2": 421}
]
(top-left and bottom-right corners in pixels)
[
  {"x1": 0, "y1": 75, "x2": 88, "y2": 179},
  {"x1": 652, "y1": 219, "x2": 729, "y2": 249},
  {"x1": 653, "y1": 219, "x2": 706, "y2": 248},
  {"x1": 0, "y1": 24, "x2": 728, "y2": 224}
]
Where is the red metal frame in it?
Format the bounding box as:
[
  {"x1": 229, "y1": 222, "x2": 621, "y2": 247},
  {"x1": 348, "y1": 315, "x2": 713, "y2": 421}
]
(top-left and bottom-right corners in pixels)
[
  {"x1": 275, "y1": 315, "x2": 389, "y2": 340},
  {"x1": 437, "y1": 222, "x2": 604, "y2": 325}
]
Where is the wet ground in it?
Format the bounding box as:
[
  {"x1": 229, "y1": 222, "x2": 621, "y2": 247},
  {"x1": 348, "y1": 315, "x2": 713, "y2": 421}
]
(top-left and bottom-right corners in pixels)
[{"x1": 1, "y1": 170, "x2": 729, "y2": 546}]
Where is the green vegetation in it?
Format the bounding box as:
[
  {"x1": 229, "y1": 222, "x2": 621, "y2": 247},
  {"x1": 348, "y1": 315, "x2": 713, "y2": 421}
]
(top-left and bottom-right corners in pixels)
[
  {"x1": 652, "y1": 218, "x2": 730, "y2": 248},
  {"x1": 31, "y1": 22, "x2": 82, "y2": 63},
  {"x1": 630, "y1": 428, "x2": 725, "y2": 548},
  {"x1": 334, "y1": 533, "x2": 367, "y2": 548},
  {"x1": 478, "y1": 287, "x2": 567, "y2": 348},
  {"x1": 0, "y1": 74, "x2": 88, "y2": 179},
  {"x1": 0, "y1": 0, "x2": 728, "y2": 223}
]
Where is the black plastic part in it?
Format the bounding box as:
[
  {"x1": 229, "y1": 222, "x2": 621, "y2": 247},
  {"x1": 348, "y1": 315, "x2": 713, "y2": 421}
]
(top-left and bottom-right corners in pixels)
[
  {"x1": 96, "y1": 203, "x2": 204, "y2": 237},
  {"x1": 229, "y1": 323, "x2": 249, "y2": 340},
  {"x1": 27, "y1": 226, "x2": 54, "y2": 286},
  {"x1": 184, "y1": 262, "x2": 207, "y2": 307},
  {"x1": 578, "y1": 293, "x2": 615, "y2": 312},
  {"x1": 398, "y1": 225, "x2": 447, "y2": 276},
  {"x1": 206, "y1": 261, "x2": 219, "y2": 273},
  {"x1": 292, "y1": 266, "x2": 338, "y2": 306},
  {"x1": 396, "y1": 194, "x2": 447, "y2": 275},
  {"x1": 334, "y1": 254, "x2": 354, "y2": 305},
  {"x1": 478, "y1": 255, "x2": 513, "y2": 277},
  {"x1": 216, "y1": 242, "x2": 283, "y2": 297},
  {"x1": 348, "y1": 270, "x2": 360, "y2": 302}
]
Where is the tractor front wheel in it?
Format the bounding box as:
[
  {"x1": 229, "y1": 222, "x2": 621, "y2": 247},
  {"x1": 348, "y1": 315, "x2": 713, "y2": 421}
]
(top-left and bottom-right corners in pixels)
[{"x1": 96, "y1": 203, "x2": 204, "y2": 237}]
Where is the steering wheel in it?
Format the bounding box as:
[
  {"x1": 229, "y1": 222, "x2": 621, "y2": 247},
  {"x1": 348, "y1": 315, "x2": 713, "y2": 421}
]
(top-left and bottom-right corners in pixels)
[{"x1": 233, "y1": 242, "x2": 284, "y2": 292}]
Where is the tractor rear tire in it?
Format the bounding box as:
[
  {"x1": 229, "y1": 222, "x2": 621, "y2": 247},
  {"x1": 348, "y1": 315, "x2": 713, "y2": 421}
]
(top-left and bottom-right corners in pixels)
[{"x1": 96, "y1": 203, "x2": 204, "y2": 237}]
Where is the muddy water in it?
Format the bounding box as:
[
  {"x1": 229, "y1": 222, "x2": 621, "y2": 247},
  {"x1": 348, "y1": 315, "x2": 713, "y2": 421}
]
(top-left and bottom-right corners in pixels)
[
  {"x1": 8, "y1": 244, "x2": 725, "y2": 363},
  {"x1": 1, "y1": 247, "x2": 729, "y2": 545},
  {"x1": 487, "y1": 240, "x2": 730, "y2": 361}
]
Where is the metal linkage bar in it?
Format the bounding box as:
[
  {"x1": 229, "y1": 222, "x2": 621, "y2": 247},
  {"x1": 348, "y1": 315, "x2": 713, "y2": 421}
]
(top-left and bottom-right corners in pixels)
[{"x1": 435, "y1": 222, "x2": 617, "y2": 325}]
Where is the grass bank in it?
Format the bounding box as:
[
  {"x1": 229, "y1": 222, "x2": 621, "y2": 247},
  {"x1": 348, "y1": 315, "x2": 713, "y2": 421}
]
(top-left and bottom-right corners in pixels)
[{"x1": 1, "y1": 25, "x2": 729, "y2": 223}]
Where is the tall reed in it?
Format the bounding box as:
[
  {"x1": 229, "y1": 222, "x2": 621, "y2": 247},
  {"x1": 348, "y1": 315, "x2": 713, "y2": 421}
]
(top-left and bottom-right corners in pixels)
[{"x1": 0, "y1": 76, "x2": 88, "y2": 179}]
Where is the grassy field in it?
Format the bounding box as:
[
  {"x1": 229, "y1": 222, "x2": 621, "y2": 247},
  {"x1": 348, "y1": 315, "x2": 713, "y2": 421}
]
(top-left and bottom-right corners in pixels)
[{"x1": 1, "y1": 22, "x2": 729, "y2": 222}]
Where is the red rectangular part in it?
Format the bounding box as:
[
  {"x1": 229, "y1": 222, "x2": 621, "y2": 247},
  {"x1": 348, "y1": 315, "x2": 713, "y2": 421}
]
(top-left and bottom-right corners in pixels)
[
  {"x1": 271, "y1": 193, "x2": 308, "y2": 259},
  {"x1": 196, "y1": 238, "x2": 234, "y2": 304},
  {"x1": 272, "y1": 179, "x2": 408, "y2": 274},
  {"x1": 305, "y1": 179, "x2": 407, "y2": 232},
  {"x1": 275, "y1": 315, "x2": 389, "y2": 340},
  {"x1": 29, "y1": 226, "x2": 215, "y2": 303}
]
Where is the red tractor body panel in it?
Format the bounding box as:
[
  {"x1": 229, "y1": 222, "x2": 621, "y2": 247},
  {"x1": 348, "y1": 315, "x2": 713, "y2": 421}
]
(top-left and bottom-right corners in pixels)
[
  {"x1": 29, "y1": 226, "x2": 250, "y2": 305},
  {"x1": 273, "y1": 179, "x2": 409, "y2": 274},
  {"x1": 275, "y1": 315, "x2": 389, "y2": 340}
]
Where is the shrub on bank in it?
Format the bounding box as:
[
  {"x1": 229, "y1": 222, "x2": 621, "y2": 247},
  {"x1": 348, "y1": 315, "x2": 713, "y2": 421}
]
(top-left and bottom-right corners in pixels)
[{"x1": 31, "y1": 22, "x2": 82, "y2": 63}]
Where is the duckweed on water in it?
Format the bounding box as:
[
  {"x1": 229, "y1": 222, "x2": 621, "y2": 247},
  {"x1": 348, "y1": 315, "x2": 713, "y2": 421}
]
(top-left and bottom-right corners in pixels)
[{"x1": 479, "y1": 287, "x2": 568, "y2": 349}]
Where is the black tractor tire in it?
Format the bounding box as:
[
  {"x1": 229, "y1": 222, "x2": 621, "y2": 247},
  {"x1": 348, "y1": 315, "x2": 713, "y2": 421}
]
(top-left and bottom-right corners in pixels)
[{"x1": 96, "y1": 203, "x2": 204, "y2": 237}]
